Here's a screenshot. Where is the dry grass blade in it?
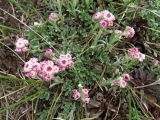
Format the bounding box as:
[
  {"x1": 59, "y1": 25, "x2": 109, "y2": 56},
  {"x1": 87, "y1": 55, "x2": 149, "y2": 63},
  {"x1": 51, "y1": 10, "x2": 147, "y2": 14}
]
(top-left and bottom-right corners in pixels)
[
  {"x1": 0, "y1": 86, "x2": 27, "y2": 100},
  {"x1": 105, "y1": 96, "x2": 114, "y2": 119},
  {"x1": 130, "y1": 88, "x2": 154, "y2": 118},
  {"x1": 134, "y1": 89, "x2": 160, "y2": 109},
  {"x1": 0, "y1": 70, "x2": 17, "y2": 78},
  {"x1": 135, "y1": 78, "x2": 160, "y2": 89},
  {"x1": 92, "y1": 64, "x2": 107, "y2": 92}
]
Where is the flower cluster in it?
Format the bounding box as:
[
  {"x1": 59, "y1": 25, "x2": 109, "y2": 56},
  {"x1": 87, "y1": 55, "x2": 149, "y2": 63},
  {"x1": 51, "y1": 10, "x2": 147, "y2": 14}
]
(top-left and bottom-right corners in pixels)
[
  {"x1": 81, "y1": 88, "x2": 90, "y2": 103},
  {"x1": 17, "y1": 37, "x2": 73, "y2": 81},
  {"x1": 128, "y1": 47, "x2": 145, "y2": 62},
  {"x1": 23, "y1": 51, "x2": 74, "y2": 81},
  {"x1": 24, "y1": 58, "x2": 39, "y2": 78},
  {"x1": 73, "y1": 89, "x2": 80, "y2": 100},
  {"x1": 38, "y1": 60, "x2": 59, "y2": 81},
  {"x1": 43, "y1": 48, "x2": 55, "y2": 59},
  {"x1": 49, "y1": 12, "x2": 58, "y2": 21},
  {"x1": 73, "y1": 85, "x2": 90, "y2": 103},
  {"x1": 124, "y1": 26, "x2": 135, "y2": 38},
  {"x1": 15, "y1": 38, "x2": 29, "y2": 52},
  {"x1": 112, "y1": 74, "x2": 130, "y2": 88},
  {"x1": 93, "y1": 10, "x2": 115, "y2": 27},
  {"x1": 114, "y1": 26, "x2": 135, "y2": 39},
  {"x1": 93, "y1": 11, "x2": 135, "y2": 37},
  {"x1": 56, "y1": 53, "x2": 74, "y2": 71}
]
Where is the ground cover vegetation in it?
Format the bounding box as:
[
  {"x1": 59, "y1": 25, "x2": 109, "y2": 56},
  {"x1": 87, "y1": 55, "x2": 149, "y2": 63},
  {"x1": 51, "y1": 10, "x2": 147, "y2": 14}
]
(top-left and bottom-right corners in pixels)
[{"x1": 0, "y1": 0, "x2": 160, "y2": 119}]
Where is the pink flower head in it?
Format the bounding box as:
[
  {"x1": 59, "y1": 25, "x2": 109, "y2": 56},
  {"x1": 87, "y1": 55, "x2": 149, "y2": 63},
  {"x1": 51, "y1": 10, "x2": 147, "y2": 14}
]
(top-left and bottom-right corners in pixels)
[
  {"x1": 102, "y1": 10, "x2": 115, "y2": 22},
  {"x1": 25, "y1": 70, "x2": 37, "y2": 78},
  {"x1": 23, "y1": 39, "x2": 29, "y2": 46},
  {"x1": 119, "y1": 79, "x2": 127, "y2": 88},
  {"x1": 122, "y1": 74, "x2": 130, "y2": 81},
  {"x1": 93, "y1": 12, "x2": 102, "y2": 20},
  {"x1": 99, "y1": 20, "x2": 108, "y2": 27},
  {"x1": 82, "y1": 88, "x2": 89, "y2": 95},
  {"x1": 152, "y1": 59, "x2": 159, "y2": 65},
  {"x1": 113, "y1": 77, "x2": 127, "y2": 88},
  {"x1": 53, "y1": 65, "x2": 59, "y2": 74},
  {"x1": 44, "y1": 48, "x2": 55, "y2": 58},
  {"x1": 24, "y1": 62, "x2": 33, "y2": 73},
  {"x1": 73, "y1": 87, "x2": 90, "y2": 103},
  {"x1": 82, "y1": 88, "x2": 89, "y2": 98},
  {"x1": 15, "y1": 48, "x2": 22, "y2": 52},
  {"x1": 128, "y1": 47, "x2": 140, "y2": 59},
  {"x1": 56, "y1": 53, "x2": 74, "y2": 71},
  {"x1": 58, "y1": 66, "x2": 66, "y2": 71},
  {"x1": 73, "y1": 89, "x2": 80, "y2": 101},
  {"x1": 38, "y1": 71, "x2": 45, "y2": 77},
  {"x1": 59, "y1": 57, "x2": 69, "y2": 67},
  {"x1": 66, "y1": 53, "x2": 72, "y2": 60},
  {"x1": 21, "y1": 47, "x2": 28, "y2": 52},
  {"x1": 138, "y1": 53, "x2": 145, "y2": 62},
  {"x1": 128, "y1": 47, "x2": 145, "y2": 62},
  {"x1": 73, "y1": 89, "x2": 78, "y2": 94},
  {"x1": 124, "y1": 26, "x2": 135, "y2": 38},
  {"x1": 81, "y1": 88, "x2": 90, "y2": 103},
  {"x1": 15, "y1": 38, "x2": 29, "y2": 53},
  {"x1": 44, "y1": 74, "x2": 53, "y2": 81},
  {"x1": 15, "y1": 38, "x2": 26, "y2": 49},
  {"x1": 112, "y1": 79, "x2": 120, "y2": 85},
  {"x1": 43, "y1": 64, "x2": 55, "y2": 75},
  {"x1": 49, "y1": 12, "x2": 58, "y2": 21},
  {"x1": 128, "y1": 47, "x2": 146, "y2": 62},
  {"x1": 106, "y1": 21, "x2": 113, "y2": 27},
  {"x1": 66, "y1": 60, "x2": 74, "y2": 69},
  {"x1": 29, "y1": 57, "x2": 38, "y2": 63},
  {"x1": 24, "y1": 58, "x2": 39, "y2": 78},
  {"x1": 38, "y1": 60, "x2": 55, "y2": 81},
  {"x1": 93, "y1": 10, "x2": 115, "y2": 28}
]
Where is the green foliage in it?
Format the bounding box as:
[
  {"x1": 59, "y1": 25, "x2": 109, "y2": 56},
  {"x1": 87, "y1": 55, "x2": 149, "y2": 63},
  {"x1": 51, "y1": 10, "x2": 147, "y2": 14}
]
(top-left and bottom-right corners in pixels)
[
  {"x1": 58, "y1": 101, "x2": 75, "y2": 119},
  {"x1": 140, "y1": 0, "x2": 160, "y2": 41},
  {"x1": 38, "y1": 109, "x2": 49, "y2": 120},
  {"x1": 0, "y1": 23, "x2": 17, "y2": 36}
]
